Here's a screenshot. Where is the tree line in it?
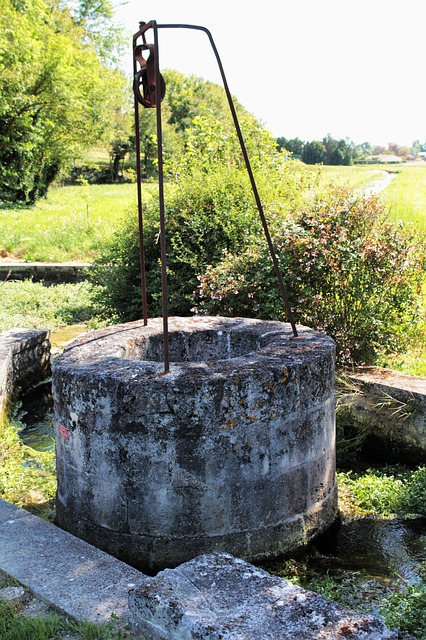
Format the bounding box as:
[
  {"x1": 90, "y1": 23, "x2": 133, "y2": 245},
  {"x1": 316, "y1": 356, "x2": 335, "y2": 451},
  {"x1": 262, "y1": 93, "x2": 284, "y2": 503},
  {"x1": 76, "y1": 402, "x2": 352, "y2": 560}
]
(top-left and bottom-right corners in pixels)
[
  {"x1": 2, "y1": 0, "x2": 425, "y2": 205},
  {"x1": 276, "y1": 135, "x2": 424, "y2": 165}
]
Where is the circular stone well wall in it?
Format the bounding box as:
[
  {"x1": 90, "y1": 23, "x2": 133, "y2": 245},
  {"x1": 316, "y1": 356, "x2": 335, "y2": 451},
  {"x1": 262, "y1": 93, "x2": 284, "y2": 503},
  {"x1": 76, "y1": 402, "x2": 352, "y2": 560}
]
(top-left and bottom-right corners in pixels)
[{"x1": 53, "y1": 316, "x2": 337, "y2": 572}]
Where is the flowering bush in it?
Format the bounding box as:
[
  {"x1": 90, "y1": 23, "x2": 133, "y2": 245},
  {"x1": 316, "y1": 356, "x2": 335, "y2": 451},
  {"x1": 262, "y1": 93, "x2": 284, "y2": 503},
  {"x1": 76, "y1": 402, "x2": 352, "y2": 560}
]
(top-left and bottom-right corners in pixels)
[{"x1": 195, "y1": 186, "x2": 425, "y2": 365}]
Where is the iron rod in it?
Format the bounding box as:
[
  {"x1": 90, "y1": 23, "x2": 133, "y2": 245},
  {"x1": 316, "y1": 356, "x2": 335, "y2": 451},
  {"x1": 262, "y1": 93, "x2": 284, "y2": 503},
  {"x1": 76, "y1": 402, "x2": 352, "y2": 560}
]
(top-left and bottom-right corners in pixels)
[
  {"x1": 152, "y1": 21, "x2": 170, "y2": 373},
  {"x1": 132, "y1": 28, "x2": 148, "y2": 325},
  {"x1": 134, "y1": 20, "x2": 298, "y2": 377}
]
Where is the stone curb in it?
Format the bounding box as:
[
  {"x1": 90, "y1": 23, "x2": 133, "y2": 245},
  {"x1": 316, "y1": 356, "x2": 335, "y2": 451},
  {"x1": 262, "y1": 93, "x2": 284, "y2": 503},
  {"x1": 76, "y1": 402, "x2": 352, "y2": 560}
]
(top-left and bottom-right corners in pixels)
[
  {"x1": 0, "y1": 262, "x2": 92, "y2": 284},
  {"x1": 344, "y1": 365, "x2": 426, "y2": 462},
  {"x1": 0, "y1": 498, "x2": 144, "y2": 634}
]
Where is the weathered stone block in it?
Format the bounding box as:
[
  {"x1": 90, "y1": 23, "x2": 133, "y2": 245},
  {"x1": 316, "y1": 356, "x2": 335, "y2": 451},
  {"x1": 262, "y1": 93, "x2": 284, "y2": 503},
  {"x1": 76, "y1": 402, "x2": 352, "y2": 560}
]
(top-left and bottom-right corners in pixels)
[
  {"x1": 128, "y1": 552, "x2": 411, "y2": 639},
  {"x1": 344, "y1": 366, "x2": 426, "y2": 463}
]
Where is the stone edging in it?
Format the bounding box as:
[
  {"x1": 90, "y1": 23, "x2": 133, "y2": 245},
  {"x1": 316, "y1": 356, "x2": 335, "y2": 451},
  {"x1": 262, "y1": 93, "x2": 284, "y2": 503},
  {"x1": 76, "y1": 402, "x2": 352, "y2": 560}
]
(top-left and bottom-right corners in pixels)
[
  {"x1": 0, "y1": 328, "x2": 51, "y2": 421},
  {"x1": 0, "y1": 262, "x2": 91, "y2": 285}
]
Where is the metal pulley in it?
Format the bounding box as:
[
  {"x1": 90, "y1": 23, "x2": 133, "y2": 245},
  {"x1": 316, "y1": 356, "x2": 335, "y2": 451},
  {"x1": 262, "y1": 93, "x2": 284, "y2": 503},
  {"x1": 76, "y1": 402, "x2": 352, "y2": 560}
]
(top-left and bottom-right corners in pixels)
[{"x1": 133, "y1": 43, "x2": 166, "y2": 108}]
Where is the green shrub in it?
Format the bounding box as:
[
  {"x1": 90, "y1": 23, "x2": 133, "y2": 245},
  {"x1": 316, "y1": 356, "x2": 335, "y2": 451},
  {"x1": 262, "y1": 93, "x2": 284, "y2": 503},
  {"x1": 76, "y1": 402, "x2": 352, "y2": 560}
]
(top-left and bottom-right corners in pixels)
[
  {"x1": 92, "y1": 167, "x2": 267, "y2": 321},
  {"x1": 91, "y1": 104, "x2": 313, "y2": 323},
  {"x1": 195, "y1": 186, "x2": 425, "y2": 365},
  {"x1": 402, "y1": 467, "x2": 426, "y2": 516}
]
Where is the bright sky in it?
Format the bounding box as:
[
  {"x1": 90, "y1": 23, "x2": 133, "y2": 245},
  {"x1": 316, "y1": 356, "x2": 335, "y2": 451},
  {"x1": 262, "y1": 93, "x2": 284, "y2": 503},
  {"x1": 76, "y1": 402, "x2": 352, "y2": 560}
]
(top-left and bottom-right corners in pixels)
[{"x1": 115, "y1": 0, "x2": 425, "y2": 148}]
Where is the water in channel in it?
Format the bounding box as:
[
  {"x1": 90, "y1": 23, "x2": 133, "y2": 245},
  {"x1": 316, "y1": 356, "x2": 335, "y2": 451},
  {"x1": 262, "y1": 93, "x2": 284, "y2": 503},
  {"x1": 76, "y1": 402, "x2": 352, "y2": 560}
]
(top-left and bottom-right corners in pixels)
[{"x1": 14, "y1": 381, "x2": 55, "y2": 453}]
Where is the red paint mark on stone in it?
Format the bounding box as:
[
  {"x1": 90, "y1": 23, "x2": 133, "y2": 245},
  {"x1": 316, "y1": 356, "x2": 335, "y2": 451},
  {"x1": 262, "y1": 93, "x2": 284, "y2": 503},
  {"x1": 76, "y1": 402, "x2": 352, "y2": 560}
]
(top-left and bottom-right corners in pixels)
[{"x1": 59, "y1": 424, "x2": 69, "y2": 439}]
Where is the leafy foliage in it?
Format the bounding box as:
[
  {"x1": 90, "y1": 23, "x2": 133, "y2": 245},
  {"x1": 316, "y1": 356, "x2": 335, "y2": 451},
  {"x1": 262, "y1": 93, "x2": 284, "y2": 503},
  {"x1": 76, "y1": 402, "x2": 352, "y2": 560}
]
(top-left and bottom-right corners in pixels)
[
  {"x1": 380, "y1": 582, "x2": 426, "y2": 639},
  {"x1": 135, "y1": 69, "x2": 268, "y2": 179},
  {"x1": 0, "y1": 0, "x2": 128, "y2": 203},
  {"x1": 0, "y1": 281, "x2": 102, "y2": 332},
  {"x1": 195, "y1": 186, "x2": 425, "y2": 365},
  {"x1": 91, "y1": 167, "x2": 262, "y2": 320}
]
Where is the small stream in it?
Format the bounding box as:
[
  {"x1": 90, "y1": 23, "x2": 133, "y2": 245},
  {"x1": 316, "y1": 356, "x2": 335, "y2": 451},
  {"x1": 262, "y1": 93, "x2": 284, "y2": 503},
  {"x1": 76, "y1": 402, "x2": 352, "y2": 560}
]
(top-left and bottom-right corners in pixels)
[
  {"x1": 363, "y1": 170, "x2": 397, "y2": 196},
  {"x1": 261, "y1": 515, "x2": 426, "y2": 615},
  {"x1": 13, "y1": 381, "x2": 54, "y2": 452},
  {"x1": 13, "y1": 324, "x2": 89, "y2": 452}
]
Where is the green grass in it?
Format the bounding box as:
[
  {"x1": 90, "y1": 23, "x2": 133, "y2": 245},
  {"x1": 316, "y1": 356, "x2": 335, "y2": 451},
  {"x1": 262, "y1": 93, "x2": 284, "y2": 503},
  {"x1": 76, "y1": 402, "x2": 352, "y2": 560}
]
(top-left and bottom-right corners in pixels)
[
  {"x1": 0, "y1": 165, "x2": 424, "y2": 263},
  {"x1": 0, "y1": 280, "x2": 102, "y2": 333},
  {"x1": 0, "y1": 596, "x2": 129, "y2": 639},
  {"x1": 381, "y1": 165, "x2": 426, "y2": 230},
  {"x1": 0, "y1": 171, "x2": 423, "y2": 375},
  {"x1": 337, "y1": 466, "x2": 426, "y2": 519},
  {"x1": 299, "y1": 163, "x2": 426, "y2": 231},
  {"x1": 303, "y1": 164, "x2": 387, "y2": 190},
  {"x1": 0, "y1": 183, "x2": 138, "y2": 262}
]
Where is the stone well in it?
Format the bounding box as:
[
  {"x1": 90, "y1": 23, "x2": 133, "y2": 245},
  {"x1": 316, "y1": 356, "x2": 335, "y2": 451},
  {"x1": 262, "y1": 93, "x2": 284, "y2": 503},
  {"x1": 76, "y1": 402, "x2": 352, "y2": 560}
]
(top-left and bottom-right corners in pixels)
[{"x1": 53, "y1": 316, "x2": 337, "y2": 572}]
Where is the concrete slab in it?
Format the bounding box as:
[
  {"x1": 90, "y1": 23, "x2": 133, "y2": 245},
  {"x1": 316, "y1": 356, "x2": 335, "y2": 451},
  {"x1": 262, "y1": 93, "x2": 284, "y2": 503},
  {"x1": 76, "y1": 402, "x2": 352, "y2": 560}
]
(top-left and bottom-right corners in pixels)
[
  {"x1": 344, "y1": 366, "x2": 426, "y2": 462},
  {"x1": 0, "y1": 498, "x2": 143, "y2": 629}
]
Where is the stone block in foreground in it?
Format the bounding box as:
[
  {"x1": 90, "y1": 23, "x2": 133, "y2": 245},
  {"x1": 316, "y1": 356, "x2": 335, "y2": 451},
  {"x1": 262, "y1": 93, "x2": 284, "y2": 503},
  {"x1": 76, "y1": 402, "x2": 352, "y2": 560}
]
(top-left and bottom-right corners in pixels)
[{"x1": 129, "y1": 553, "x2": 410, "y2": 640}]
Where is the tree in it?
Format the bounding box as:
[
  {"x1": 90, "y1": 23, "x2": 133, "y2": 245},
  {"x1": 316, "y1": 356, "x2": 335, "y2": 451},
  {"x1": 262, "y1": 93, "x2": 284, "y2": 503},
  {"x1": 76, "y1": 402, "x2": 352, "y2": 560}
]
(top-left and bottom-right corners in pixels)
[
  {"x1": 276, "y1": 137, "x2": 304, "y2": 156},
  {"x1": 302, "y1": 140, "x2": 326, "y2": 164},
  {"x1": 322, "y1": 134, "x2": 355, "y2": 166},
  {"x1": 0, "y1": 0, "x2": 128, "y2": 203},
  {"x1": 135, "y1": 69, "x2": 261, "y2": 178},
  {"x1": 67, "y1": 0, "x2": 125, "y2": 63}
]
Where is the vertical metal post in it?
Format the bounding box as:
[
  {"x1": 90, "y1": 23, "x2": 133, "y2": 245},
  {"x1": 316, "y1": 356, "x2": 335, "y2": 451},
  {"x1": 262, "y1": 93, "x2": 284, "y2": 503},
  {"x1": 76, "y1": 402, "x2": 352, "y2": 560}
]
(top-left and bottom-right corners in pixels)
[
  {"x1": 156, "y1": 23, "x2": 298, "y2": 338},
  {"x1": 152, "y1": 21, "x2": 170, "y2": 373},
  {"x1": 133, "y1": 28, "x2": 148, "y2": 326}
]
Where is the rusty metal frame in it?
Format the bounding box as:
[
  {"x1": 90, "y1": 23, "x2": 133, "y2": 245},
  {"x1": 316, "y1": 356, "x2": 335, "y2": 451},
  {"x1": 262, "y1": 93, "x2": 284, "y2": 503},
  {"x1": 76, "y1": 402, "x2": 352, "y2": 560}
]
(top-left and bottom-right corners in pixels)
[{"x1": 133, "y1": 20, "x2": 298, "y2": 374}]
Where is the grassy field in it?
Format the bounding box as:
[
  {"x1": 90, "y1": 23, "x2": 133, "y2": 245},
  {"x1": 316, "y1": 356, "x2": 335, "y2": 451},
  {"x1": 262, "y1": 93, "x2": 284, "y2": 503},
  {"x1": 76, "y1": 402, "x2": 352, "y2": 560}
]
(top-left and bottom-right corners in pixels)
[
  {"x1": 316, "y1": 163, "x2": 426, "y2": 229},
  {"x1": 0, "y1": 163, "x2": 424, "y2": 374},
  {"x1": 381, "y1": 165, "x2": 426, "y2": 229},
  {"x1": 302, "y1": 163, "x2": 387, "y2": 191},
  {"x1": 0, "y1": 163, "x2": 424, "y2": 263},
  {"x1": 0, "y1": 183, "x2": 138, "y2": 262}
]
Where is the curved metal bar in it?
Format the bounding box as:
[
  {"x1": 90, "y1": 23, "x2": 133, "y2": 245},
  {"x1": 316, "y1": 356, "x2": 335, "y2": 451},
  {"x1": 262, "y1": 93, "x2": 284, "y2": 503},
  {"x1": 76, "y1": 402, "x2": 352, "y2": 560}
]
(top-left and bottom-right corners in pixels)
[{"x1": 156, "y1": 23, "x2": 298, "y2": 337}]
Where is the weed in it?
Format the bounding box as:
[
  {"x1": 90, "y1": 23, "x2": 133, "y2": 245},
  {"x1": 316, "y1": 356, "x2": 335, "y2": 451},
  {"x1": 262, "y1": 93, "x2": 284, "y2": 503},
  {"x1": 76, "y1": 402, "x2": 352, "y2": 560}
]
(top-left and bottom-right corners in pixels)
[
  {"x1": 380, "y1": 582, "x2": 426, "y2": 639},
  {"x1": 0, "y1": 598, "x2": 130, "y2": 639},
  {"x1": 337, "y1": 466, "x2": 426, "y2": 518},
  {"x1": 0, "y1": 418, "x2": 56, "y2": 518}
]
